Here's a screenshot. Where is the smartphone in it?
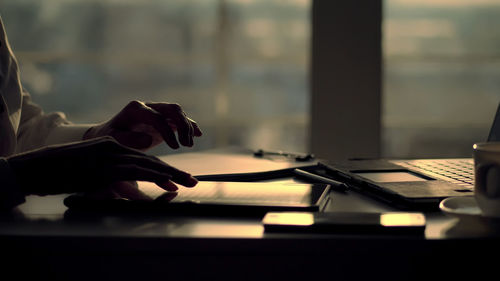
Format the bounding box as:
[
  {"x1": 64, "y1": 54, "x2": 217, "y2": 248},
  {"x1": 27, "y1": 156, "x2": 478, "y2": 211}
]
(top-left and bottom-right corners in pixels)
[{"x1": 262, "y1": 211, "x2": 426, "y2": 235}]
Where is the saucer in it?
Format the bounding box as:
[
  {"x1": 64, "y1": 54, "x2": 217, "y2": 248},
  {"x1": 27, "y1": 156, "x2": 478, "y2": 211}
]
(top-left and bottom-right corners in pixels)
[{"x1": 439, "y1": 197, "x2": 483, "y2": 220}]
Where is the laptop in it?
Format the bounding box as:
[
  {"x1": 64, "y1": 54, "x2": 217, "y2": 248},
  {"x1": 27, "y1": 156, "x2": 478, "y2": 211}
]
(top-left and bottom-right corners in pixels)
[{"x1": 319, "y1": 103, "x2": 500, "y2": 210}]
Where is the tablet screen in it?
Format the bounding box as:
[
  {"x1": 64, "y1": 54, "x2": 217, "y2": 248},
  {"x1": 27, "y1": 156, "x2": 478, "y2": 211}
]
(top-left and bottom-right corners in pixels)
[
  {"x1": 141, "y1": 181, "x2": 329, "y2": 207},
  {"x1": 64, "y1": 181, "x2": 331, "y2": 215}
]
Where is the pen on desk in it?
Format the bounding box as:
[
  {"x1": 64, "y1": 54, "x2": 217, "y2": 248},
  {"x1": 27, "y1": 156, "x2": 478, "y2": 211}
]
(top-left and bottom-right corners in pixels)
[{"x1": 293, "y1": 168, "x2": 349, "y2": 191}]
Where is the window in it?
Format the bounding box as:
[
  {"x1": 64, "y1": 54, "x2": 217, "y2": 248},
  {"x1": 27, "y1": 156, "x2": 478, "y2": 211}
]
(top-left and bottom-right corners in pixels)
[
  {"x1": 2, "y1": 0, "x2": 309, "y2": 155},
  {"x1": 8, "y1": 0, "x2": 492, "y2": 160},
  {"x1": 383, "y1": 0, "x2": 500, "y2": 158}
]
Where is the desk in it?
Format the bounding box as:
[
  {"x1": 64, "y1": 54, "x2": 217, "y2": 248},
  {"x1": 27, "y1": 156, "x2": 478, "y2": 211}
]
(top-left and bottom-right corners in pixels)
[{"x1": 1, "y1": 149, "x2": 499, "y2": 280}]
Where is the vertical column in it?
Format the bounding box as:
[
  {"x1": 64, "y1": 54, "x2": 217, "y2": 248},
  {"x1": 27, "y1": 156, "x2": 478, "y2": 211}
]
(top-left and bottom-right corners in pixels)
[
  {"x1": 215, "y1": 0, "x2": 230, "y2": 147},
  {"x1": 310, "y1": 0, "x2": 382, "y2": 160}
]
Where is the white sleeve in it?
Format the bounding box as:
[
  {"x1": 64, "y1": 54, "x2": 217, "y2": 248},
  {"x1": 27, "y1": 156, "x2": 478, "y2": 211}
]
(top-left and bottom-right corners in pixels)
[
  {"x1": 1, "y1": 14, "x2": 94, "y2": 153},
  {"x1": 0, "y1": 157, "x2": 25, "y2": 210},
  {"x1": 15, "y1": 90, "x2": 94, "y2": 153}
]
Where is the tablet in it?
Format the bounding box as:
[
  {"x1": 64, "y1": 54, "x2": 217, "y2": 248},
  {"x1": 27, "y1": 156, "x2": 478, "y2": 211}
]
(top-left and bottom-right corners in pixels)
[{"x1": 64, "y1": 181, "x2": 331, "y2": 216}]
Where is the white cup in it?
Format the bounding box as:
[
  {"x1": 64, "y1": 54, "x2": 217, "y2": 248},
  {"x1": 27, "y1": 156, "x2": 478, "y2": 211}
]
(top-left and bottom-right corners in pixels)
[{"x1": 473, "y1": 142, "x2": 500, "y2": 217}]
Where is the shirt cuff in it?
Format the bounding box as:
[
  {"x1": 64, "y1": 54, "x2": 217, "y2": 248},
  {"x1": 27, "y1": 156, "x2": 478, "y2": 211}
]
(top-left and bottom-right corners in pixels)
[
  {"x1": 0, "y1": 158, "x2": 25, "y2": 210},
  {"x1": 44, "y1": 124, "x2": 95, "y2": 146}
]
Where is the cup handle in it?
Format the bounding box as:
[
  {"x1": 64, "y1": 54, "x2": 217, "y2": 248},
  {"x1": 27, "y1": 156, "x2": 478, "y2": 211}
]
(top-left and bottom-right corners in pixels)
[{"x1": 476, "y1": 164, "x2": 500, "y2": 198}]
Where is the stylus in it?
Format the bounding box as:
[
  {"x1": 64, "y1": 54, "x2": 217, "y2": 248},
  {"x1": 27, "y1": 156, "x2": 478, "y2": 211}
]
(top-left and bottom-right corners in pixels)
[
  {"x1": 293, "y1": 169, "x2": 349, "y2": 192},
  {"x1": 253, "y1": 149, "x2": 315, "y2": 162}
]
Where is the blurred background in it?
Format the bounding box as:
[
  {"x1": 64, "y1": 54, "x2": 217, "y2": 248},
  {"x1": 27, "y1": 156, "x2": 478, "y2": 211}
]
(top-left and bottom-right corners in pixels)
[
  {"x1": 1, "y1": 0, "x2": 500, "y2": 158},
  {"x1": 383, "y1": 0, "x2": 500, "y2": 158}
]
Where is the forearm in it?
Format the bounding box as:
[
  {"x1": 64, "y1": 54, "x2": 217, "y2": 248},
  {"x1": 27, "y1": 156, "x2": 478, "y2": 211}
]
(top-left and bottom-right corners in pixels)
[{"x1": 44, "y1": 123, "x2": 94, "y2": 146}]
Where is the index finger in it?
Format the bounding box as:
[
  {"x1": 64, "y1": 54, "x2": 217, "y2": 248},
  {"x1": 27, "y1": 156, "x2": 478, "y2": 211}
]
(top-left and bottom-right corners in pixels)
[{"x1": 111, "y1": 153, "x2": 198, "y2": 187}]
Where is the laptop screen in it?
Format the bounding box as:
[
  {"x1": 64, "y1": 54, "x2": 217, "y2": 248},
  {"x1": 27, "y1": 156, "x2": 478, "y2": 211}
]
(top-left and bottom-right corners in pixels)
[{"x1": 488, "y1": 103, "x2": 500, "y2": 142}]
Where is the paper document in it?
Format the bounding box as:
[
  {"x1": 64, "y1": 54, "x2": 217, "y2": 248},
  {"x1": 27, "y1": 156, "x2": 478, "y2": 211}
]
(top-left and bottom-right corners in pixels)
[{"x1": 158, "y1": 151, "x2": 317, "y2": 177}]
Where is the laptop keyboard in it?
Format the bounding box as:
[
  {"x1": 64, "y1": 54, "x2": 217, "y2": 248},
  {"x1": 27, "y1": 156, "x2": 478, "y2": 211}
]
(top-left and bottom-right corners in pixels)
[{"x1": 392, "y1": 159, "x2": 474, "y2": 189}]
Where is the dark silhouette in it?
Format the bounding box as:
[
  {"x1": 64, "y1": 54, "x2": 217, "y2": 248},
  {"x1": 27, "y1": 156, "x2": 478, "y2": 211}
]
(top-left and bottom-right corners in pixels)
[{"x1": 0, "y1": 17, "x2": 201, "y2": 210}]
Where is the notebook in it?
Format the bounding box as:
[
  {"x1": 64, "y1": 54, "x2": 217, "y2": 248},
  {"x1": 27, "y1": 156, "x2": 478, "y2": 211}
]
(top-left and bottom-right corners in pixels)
[{"x1": 319, "y1": 102, "x2": 500, "y2": 210}]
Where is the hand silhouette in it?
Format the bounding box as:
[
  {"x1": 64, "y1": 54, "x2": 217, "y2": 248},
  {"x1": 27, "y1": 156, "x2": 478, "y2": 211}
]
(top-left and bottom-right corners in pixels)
[
  {"x1": 84, "y1": 101, "x2": 202, "y2": 151},
  {"x1": 7, "y1": 137, "x2": 197, "y2": 196}
]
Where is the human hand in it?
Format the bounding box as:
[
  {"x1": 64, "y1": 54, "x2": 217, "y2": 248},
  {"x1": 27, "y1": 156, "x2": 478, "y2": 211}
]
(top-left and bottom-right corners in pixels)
[
  {"x1": 83, "y1": 101, "x2": 202, "y2": 151},
  {"x1": 7, "y1": 137, "x2": 198, "y2": 196}
]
